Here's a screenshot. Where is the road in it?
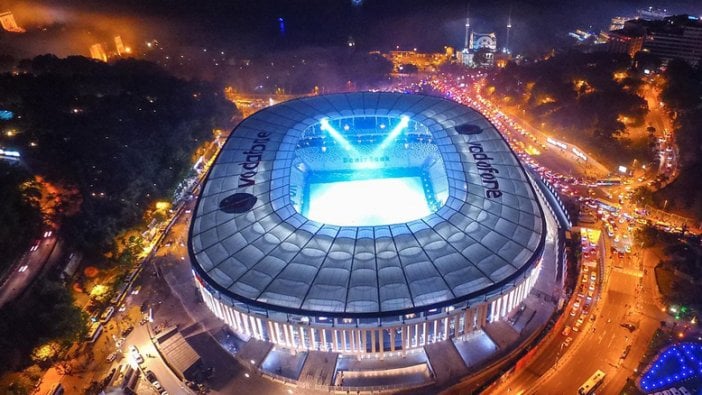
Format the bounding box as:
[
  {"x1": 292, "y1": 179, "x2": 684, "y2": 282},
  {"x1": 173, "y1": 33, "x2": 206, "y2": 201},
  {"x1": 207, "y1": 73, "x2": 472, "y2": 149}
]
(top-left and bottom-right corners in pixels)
[{"x1": 0, "y1": 235, "x2": 59, "y2": 308}]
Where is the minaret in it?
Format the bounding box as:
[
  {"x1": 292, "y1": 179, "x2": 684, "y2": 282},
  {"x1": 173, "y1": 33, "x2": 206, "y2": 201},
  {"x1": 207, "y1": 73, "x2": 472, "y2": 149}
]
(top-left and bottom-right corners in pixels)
[
  {"x1": 464, "y1": 4, "x2": 471, "y2": 50},
  {"x1": 505, "y1": 7, "x2": 512, "y2": 53}
]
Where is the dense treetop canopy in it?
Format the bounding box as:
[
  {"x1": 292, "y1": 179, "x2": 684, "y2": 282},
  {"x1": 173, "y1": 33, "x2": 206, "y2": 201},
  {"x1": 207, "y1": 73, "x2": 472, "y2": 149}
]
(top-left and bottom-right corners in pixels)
[{"x1": 0, "y1": 55, "x2": 236, "y2": 254}]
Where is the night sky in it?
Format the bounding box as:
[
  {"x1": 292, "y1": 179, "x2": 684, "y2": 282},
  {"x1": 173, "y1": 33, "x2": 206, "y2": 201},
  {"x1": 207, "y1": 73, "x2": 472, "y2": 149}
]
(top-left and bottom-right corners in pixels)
[{"x1": 6, "y1": 0, "x2": 702, "y2": 57}]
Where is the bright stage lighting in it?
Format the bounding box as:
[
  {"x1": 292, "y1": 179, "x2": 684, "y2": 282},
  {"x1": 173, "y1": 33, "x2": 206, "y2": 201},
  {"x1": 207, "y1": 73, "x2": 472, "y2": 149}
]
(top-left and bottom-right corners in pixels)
[
  {"x1": 320, "y1": 118, "x2": 354, "y2": 151},
  {"x1": 376, "y1": 115, "x2": 409, "y2": 152},
  {"x1": 306, "y1": 177, "x2": 431, "y2": 226}
]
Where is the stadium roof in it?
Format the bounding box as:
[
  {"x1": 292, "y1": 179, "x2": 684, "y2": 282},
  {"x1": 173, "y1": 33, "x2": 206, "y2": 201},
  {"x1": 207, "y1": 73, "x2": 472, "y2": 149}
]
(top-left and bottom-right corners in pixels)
[{"x1": 189, "y1": 92, "x2": 545, "y2": 317}]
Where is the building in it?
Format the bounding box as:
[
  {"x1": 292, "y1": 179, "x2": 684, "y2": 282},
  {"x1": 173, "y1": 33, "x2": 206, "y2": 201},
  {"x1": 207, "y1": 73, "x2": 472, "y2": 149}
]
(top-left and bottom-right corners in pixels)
[
  {"x1": 641, "y1": 16, "x2": 702, "y2": 66},
  {"x1": 0, "y1": 10, "x2": 24, "y2": 33},
  {"x1": 188, "y1": 92, "x2": 552, "y2": 358},
  {"x1": 606, "y1": 29, "x2": 645, "y2": 57},
  {"x1": 609, "y1": 16, "x2": 631, "y2": 32},
  {"x1": 607, "y1": 15, "x2": 702, "y2": 66},
  {"x1": 381, "y1": 49, "x2": 452, "y2": 74},
  {"x1": 89, "y1": 44, "x2": 108, "y2": 62}
]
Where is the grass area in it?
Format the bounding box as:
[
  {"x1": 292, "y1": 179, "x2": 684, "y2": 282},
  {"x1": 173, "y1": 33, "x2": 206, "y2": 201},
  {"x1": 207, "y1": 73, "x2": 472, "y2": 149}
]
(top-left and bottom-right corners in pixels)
[
  {"x1": 655, "y1": 264, "x2": 702, "y2": 311},
  {"x1": 655, "y1": 265, "x2": 676, "y2": 298}
]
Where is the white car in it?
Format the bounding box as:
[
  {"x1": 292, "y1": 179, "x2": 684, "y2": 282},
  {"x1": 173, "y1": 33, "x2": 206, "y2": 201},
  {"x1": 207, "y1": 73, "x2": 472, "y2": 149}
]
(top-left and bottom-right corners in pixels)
[
  {"x1": 30, "y1": 242, "x2": 40, "y2": 252},
  {"x1": 129, "y1": 345, "x2": 144, "y2": 364}
]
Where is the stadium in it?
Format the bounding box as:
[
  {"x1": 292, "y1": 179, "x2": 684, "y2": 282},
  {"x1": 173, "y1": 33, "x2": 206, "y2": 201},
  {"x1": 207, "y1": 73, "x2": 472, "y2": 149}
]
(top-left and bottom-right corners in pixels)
[{"x1": 189, "y1": 92, "x2": 548, "y2": 357}]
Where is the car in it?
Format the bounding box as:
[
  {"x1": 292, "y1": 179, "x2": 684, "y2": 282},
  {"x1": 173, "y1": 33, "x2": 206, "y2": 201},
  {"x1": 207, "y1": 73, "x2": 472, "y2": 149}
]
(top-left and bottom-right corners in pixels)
[
  {"x1": 589, "y1": 283, "x2": 596, "y2": 292},
  {"x1": 18, "y1": 265, "x2": 28, "y2": 273},
  {"x1": 590, "y1": 273, "x2": 597, "y2": 281},
  {"x1": 106, "y1": 351, "x2": 118, "y2": 362},
  {"x1": 572, "y1": 325, "x2": 579, "y2": 332},
  {"x1": 43, "y1": 230, "x2": 53, "y2": 238},
  {"x1": 145, "y1": 370, "x2": 158, "y2": 384},
  {"x1": 129, "y1": 345, "x2": 144, "y2": 364},
  {"x1": 153, "y1": 381, "x2": 163, "y2": 391},
  {"x1": 121, "y1": 325, "x2": 134, "y2": 337},
  {"x1": 30, "y1": 242, "x2": 40, "y2": 252},
  {"x1": 621, "y1": 323, "x2": 636, "y2": 332},
  {"x1": 576, "y1": 317, "x2": 584, "y2": 327},
  {"x1": 131, "y1": 285, "x2": 142, "y2": 295},
  {"x1": 573, "y1": 300, "x2": 581, "y2": 310},
  {"x1": 625, "y1": 245, "x2": 632, "y2": 253},
  {"x1": 564, "y1": 337, "x2": 573, "y2": 347}
]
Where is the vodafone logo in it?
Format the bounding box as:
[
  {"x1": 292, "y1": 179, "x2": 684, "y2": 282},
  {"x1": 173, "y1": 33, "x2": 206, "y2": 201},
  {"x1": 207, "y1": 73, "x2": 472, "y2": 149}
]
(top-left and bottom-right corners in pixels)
[{"x1": 219, "y1": 192, "x2": 257, "y2": 214}]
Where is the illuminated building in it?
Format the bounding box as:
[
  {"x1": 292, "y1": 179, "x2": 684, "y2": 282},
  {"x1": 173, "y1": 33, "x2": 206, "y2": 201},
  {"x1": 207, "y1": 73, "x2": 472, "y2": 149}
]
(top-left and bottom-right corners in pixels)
[
  {"x1": 469, "y1": 32, "x2": 498, "y2": 66},
  {"x1": 189, "y1": 92, "x2": 552, "y2": 358},
  {"x1": 89, "y1": 44, "x2": 108, "y2": 62},
  {"x1": 639, "y1": 342, "x2": 702, "y2": 393},
  {"x1": 457, "y1": 7, "x2": 498, "y2": 68},
  {"x1": 381, "y1": 50, "x2": 451, "y2": 74},
  {"x1": 637, "y1": 6, "x2": 671, "y2": 20},
  {"x1": 115, "y1": 36, "x2": 126, "y2": 56},
  {"x1": 607, "y1": 15, "x2": 702, "y2": 66},
  {"x1": 606, "y1": 29, "x2": 645, "y2": 57},
  {"x1": 609, "y1": 16, "x2": 632, "y2": 32},
  {"x1": 0, "y1": 10, "x2": 24, "y2": 33}
]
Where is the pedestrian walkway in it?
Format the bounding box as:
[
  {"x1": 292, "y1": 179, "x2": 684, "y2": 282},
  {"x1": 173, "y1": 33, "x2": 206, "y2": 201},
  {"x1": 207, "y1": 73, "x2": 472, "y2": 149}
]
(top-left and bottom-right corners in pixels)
[
  {"x1": 297, "y1": 351, "x2": 338, "y2": 388},
  {"x1": 338, "y1": 363, "x2": 432, "y2": 387},
  {"x1": 483, "y1": 320, "x2": 520, "y2": 350},
  {"x1": 424, "y1": 340, "x2": 468, "y2": 384},
  {"x1": 260, "y1": 347, "x2": 307, "y2": 380},
  {"x1": 336, "y1": 350, "x2": 427, "y2": 371},
  {"x1": 453, "y1": 331, "x2": 498, "y2": 369}
]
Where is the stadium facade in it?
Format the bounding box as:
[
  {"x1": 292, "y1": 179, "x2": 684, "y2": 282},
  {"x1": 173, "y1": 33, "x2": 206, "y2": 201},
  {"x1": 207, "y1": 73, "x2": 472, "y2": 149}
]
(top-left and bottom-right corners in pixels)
[{"x1": 189, "y1": 92, "x2": 548, "y2": 356}]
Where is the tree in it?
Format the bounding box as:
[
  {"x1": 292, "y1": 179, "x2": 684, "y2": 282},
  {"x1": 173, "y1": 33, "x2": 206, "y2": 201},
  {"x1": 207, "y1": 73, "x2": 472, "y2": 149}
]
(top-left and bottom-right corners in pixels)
[
  {"x1": 0, "y1": 164, "x2": 42, "y2": 274},
  {"x1": 0, "y1": 55, "x2": 237, "y2": 256}
]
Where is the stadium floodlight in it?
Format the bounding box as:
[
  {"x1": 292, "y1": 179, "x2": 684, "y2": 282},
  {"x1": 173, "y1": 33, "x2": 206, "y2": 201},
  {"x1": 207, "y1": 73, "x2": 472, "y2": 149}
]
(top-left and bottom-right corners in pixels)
[
  {"x1": 376, "y1": 115, "x2": 409, "y2": 152},
  {"x1": 320, "y1": 118, "x2": 354, "y2": 151}
]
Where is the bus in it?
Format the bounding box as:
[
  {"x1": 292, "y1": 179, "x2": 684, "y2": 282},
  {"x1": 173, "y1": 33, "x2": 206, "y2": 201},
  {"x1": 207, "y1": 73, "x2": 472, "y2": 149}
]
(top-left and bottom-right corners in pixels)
[
  {"x1": 578, "y1": 369, "x2": 606, "y2": 394},
  {"x1": 85, "y1": 322, "x2": 103, "y2": 343},
  {"x1": 595, "y1": 178, "x2": 621, "y2": 186},
  {"x1": 45, "y1": 383, "x2": 63, "y2": 395}
]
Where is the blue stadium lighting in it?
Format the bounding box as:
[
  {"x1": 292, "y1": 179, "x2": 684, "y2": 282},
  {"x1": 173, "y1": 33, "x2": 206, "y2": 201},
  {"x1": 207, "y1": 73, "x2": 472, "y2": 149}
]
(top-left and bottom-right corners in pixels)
[
  {"x1": 377, "y1": 115, "x2": 410, "y2": 151},
  {"x1": 639, "y1": 342, "x2": 702, "y2": 392},
  {"x1": 319, "y1": 118, "x2": 354, "y2": 151}
]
